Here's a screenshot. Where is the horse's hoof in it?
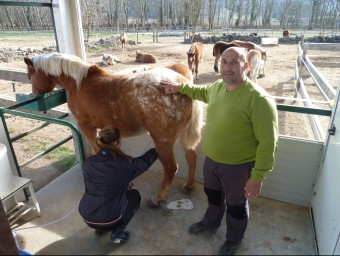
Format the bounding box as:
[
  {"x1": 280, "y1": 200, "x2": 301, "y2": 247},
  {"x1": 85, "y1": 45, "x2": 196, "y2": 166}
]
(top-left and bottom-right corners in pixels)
[
  {"x1": 146, "y1": 197, "x2": 161, "y2": 208},
  {"x1": 181, "y1": 184, "x2": 195, "y2": 194}
]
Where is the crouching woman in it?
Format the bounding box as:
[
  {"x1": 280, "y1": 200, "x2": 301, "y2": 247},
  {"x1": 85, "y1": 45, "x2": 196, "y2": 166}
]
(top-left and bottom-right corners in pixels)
[{"x1": 78, "y1": 127, "x2": 158, "y2": 243}]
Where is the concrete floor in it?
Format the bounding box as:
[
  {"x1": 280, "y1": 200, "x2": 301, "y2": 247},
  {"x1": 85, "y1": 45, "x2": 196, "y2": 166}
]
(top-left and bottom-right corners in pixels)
[{"x1": 12, "y1": 164, "x2": 317, "y2": 255}]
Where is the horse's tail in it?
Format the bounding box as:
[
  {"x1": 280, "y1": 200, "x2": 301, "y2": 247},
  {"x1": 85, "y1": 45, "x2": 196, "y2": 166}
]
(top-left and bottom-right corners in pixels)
[{"x1": 181, "y1": 99, "x2": 204, "y2": 149}]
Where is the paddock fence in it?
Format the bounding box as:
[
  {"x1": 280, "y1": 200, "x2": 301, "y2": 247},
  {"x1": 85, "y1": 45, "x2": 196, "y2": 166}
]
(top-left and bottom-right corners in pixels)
[{"x1": 294, "y1": 36, "x2": 340, "y2": 140}]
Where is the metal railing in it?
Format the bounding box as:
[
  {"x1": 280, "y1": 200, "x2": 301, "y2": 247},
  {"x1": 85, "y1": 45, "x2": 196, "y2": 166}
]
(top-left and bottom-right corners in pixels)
[{"x1": 0, "y1": 93, "x2": 85, "y2": 180}]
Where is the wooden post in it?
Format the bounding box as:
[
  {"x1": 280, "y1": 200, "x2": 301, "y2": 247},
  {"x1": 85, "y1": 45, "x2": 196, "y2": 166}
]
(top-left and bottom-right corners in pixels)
[
  {"x1": 136, "y1": 19, "x2": 139, "y2": 44},
  {"x1": 300, "y1": 35, "x2": 307, "y2": 58}
]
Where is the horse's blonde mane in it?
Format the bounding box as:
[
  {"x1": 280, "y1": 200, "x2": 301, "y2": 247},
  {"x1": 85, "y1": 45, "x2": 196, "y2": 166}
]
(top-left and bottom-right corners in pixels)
[{"x1": 31, "y1": 53, "x2": 90, "y2": 88}]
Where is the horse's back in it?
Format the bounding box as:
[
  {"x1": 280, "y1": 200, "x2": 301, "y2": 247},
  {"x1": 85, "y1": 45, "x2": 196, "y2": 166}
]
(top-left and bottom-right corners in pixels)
[
  {"x1": 135, "y1": 51, "x2": 156, "y2": 63},
  {"x1": 166, "y1": 63, "x2": 193, "y2": 82},
  {"x1": 213, "y1": 41, "x2": 241, "y2": 56},
  {"x1": 194, "y1": 42, "x2": 204, "y2": 58}
]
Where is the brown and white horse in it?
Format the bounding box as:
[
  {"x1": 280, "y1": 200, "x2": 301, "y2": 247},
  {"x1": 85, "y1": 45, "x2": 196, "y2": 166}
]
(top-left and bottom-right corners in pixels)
[
  {"x1": 246, "y1": 49, "x2": 262, "y2": 83},
  {"x1": 187, "y1": 42, "x2": 204, "y2": 80},
  {"x1": 212, "y1": 40, "x2": 267, "y2": 76},
  {"x1": 102, "y1": 53, "x2": 121, "y2": 66},
  {"x1": 120, "y1": 31, "x2": 127, "y2": 54},
  {"x1": 24, "y1": 53, "x2": 204, "y2": 207}
]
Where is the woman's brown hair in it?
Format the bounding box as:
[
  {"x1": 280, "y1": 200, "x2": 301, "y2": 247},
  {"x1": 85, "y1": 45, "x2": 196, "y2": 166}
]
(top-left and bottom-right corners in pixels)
[{"x1": 96, "y1": 127, "x2": 129, "y2": 159}]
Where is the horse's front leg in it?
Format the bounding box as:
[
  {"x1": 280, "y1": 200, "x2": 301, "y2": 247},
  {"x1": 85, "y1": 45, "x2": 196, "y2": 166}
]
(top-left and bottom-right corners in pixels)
[
  {"x1": 195, "y1": 63, "x2": 199, "y2": 80},
  {"x1": 147, "y1": 143, "x2": 177, "y2": 208},
  {"x1": 77, "y1": 122, "x2": 99, "y2": 154}
]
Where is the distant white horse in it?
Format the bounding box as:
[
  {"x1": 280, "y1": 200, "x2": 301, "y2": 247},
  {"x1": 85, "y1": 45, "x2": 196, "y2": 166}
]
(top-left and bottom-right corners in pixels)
[
  {"x1": 246, "y1": 49, "x2": 262, "y2": 83},
  {"x1": 102, "y1": 54, "x2": 121, "y2": 66}
]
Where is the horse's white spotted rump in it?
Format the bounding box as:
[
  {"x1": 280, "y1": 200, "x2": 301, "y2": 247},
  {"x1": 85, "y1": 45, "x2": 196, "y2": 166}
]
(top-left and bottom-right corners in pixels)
[
  {"x1": 134, "y1": 67, "x2": 180, "y2": 87},
  {"x1": 134, "y1": 68, "x2": 187, "y2": 122}
]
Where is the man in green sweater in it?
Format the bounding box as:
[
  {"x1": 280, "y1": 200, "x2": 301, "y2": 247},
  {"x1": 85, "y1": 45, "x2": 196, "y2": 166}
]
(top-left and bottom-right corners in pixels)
[{"x1": 160, "y1": 46, "x2": 278, "y2": 255}]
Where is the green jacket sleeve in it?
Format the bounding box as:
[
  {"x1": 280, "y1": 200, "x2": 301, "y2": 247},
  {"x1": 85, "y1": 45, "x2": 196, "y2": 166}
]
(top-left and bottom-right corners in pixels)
[
  {"x1": 179, "y1": 83, "x2": 210, "y2": 104},
  {"x1": 250, "y1": 96, "x2": 279, "y2": 181}
]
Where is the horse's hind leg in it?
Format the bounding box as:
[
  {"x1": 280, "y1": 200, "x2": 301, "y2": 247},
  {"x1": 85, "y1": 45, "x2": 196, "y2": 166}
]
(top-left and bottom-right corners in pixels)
[
  {"x1": 214, "y1": 58, "x2": 219, "y2": 73},
  {"x1": 182, "y1": 147, "x2": 197, "y2": 194},
  {"x1": 147, "y1": 142, "x2": 178, "y2": 208}
]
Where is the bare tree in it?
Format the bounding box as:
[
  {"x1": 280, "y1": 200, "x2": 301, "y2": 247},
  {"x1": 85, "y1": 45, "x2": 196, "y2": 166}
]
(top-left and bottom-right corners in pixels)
[
  {"x1": 81, "y1": 0, "x2": 101, "y2": 42},
  {"x1": 249, "y1": 0, "x2": 259, "y2": 27},
  {"x1": 208, "y1": 0, "x2": 218, "y2": 30},
  {"x1": 243, "y1": 0, "x2": 252, "y2": 27},
  {"x1": 284, "y1": 0, "x2": 302, "y2": 27},
  {"x1": 190, "y1": 0, "x2": 203, "y2": 41},
  {"x1": 262, "y1": 0, "x2": 274, "y2": 27},
  {"x1": 278, "y1": 0, "x2": 292, "y2": 28},
  {"x1": 138, "y1": 0, "x2": 148, "y2": 29},
  {"x1": 309, "y1": 0, "x2": 322, "y2": 29},
  {"x1": 4, "y1": 6, "x2": 15, "y2": 30},
  {"x1": 235, "y1": 0, "x2": 243, "y2": 28},
  {"x1": 228, "y1": 0, "x2": 237, "y2": 27},
  {"x1": 122, "y1": 0, "x2": 130, "y2": 29}
]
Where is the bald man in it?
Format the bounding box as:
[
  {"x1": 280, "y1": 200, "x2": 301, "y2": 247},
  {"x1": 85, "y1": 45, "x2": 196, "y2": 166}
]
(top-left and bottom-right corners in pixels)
[{"x1": 160, "y1": 47, "x2": 278, "y2": 255}]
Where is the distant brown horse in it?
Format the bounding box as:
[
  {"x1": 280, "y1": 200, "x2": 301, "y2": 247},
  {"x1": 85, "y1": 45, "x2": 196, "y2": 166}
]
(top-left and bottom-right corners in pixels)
[
  {"x1": 135, "y1": 50, "x2": 157, "y2": 63},
  {"x1": 24, "y1": 53, "x2": 204, "y2": 207},
  {"x1": 120, "y1": 31, "x2": 127, "y2": 54},
  {"x1": 187, "y1": 42, "x2": 204, "y2": 80},
  {"x1": 283, "y1": 29, "x2": 290, "y2": 37},
  {"x1": 212, "y1": 40, "x2": 267, "y2": 75}
]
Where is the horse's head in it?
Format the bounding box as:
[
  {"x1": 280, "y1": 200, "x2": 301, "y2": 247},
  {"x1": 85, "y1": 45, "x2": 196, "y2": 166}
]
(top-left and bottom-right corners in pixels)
[
  {"x1": 24, "y1": 53, "x2": 89, "y2": 95},
  {"x1": 187, "y1": 52, "x2": 195, "y2": 70},
  {"x1": 24, "y1": 57, "x2": 57, "y2": 95}
]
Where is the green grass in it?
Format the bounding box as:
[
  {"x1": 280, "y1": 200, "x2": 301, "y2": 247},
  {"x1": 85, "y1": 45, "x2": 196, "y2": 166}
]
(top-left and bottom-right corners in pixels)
[
  {"x1": 7, "y1": 126, "x2": 15, "y2": 134},
  {"x1": 0, "y1": 30, "x2": 55, "y2": 38},
  {"x1": 26, "y1": 139, "x2": 76, "y2": 172}
]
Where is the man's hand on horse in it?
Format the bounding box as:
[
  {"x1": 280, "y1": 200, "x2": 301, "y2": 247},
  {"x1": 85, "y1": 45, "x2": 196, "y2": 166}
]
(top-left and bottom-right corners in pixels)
[{"x1": 160, "y1": 79, "x2": 180, "y2": 94}]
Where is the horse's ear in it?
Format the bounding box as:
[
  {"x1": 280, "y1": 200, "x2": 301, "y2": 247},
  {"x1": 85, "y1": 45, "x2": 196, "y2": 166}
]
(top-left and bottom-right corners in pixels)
[{"x1": 24, "y1": 57, "x2": 33, "y2": 68}]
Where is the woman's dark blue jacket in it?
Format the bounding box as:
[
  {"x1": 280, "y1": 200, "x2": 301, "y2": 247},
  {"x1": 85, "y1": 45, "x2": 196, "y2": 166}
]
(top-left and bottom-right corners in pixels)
[{"x1": 78, "y1": 148, "x2": 157, "y2": 223}]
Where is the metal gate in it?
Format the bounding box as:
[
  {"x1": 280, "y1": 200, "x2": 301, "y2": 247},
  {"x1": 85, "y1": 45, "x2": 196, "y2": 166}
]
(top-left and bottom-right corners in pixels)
[{"x1": 311, "y1": 83, "x2": 340, "y2": 255}]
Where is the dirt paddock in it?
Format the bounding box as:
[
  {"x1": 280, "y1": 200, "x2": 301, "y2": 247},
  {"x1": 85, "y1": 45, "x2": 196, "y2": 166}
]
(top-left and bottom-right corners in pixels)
[{"x1": 0, "y1": 36, "x2": 339, "y2": 191}]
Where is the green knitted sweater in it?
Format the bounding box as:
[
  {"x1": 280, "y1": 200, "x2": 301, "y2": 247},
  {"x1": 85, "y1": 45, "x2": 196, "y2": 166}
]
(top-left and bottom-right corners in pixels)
[{"x1": 179, "y1": 79, "x2": 278, "y2": 181}]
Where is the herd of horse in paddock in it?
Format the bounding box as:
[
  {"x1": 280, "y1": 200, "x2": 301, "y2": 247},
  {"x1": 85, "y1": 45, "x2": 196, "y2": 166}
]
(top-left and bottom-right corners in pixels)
[
  {"x1": 23, "y1": 36, "x2": 268, "y2": 208},
  {"x1": 104, "y1": 34, "x2": 267, "y2": 83}
]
